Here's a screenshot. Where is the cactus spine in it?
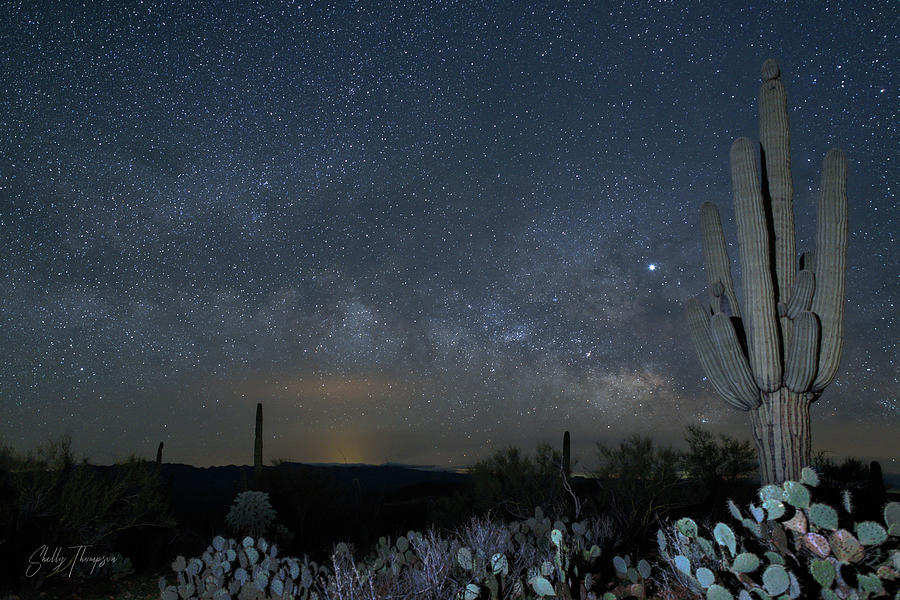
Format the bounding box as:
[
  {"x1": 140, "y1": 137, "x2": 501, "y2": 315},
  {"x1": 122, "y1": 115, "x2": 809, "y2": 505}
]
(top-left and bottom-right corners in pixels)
[
  {"x1": 686, "y1": 59, "x2": 848, "y2": 485},
  {"x1": 562, "y1": 431, "x2": 571, "y2": 478},
  {"x1": 254, "y1": 403, "x2": 263, "y2": 471},
  {"x1": 156, "y1": 441, "x2": 164, "y2": 464}
]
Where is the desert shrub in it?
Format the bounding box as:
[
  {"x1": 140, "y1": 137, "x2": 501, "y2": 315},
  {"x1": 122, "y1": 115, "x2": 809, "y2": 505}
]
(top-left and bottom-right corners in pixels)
[
  {"x1": 404, "y1": 528, "x2": 463, "y2": 599},
  {"x1": 19, "y1": 433, "x2": 78, "y2": 470},
  {"x1": 681, "y1": 425, "x2": 758, "y2": 516},
  {"x1": 101, "y1": 455, "x2": 175, "y2": 536},
  {"x1": 458, "y1": 513, "x2": 514, "y2": 559},
  {"x1": 0, "y1": 457, "x2": 17, "y2": 593},
  {"x1": 1, "y1": 436, "x2": 172, "y2": 592},
  {"x1": 0, "y1": 436, "x2": 18, "y2": 472},
  {"x1": 681, "y1": 425, "x2": 757, "y2": 485},
  {"x1": 12, "y1": 440, "x2": 171, "y2": 543},
  {"x1": 813, "y1": 453, "x2": 872, "y2": 487},
  {"x1": 467, "y1": 443, "x2": 573, "y2": 521},
  {"x1": 595, "y1": 435, "x2": 682, "y2": 550}
]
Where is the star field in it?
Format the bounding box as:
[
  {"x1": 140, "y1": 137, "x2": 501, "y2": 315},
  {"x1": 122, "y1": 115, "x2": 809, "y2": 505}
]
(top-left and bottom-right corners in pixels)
[{"x1": 1, "y1": 2, "x2": 897, "y2": 468}]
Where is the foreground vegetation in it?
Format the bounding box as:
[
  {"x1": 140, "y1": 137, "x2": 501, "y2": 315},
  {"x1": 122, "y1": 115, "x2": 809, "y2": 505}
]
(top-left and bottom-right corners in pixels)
[
  {"x1": 162, "y1": 470, "x2": 900, "y2": 599},
  {"x1": 156, "y1": 435, "x2": 898, "y2": 600},
  {"x1": 1, "y1": 429, "x2": 896, "y2": 599}
]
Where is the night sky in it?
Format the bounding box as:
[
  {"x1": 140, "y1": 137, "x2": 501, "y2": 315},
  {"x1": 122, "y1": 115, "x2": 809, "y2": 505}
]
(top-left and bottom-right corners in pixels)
[{"x1": 1, "y1": 2, "x2": 896, "y2": 470}]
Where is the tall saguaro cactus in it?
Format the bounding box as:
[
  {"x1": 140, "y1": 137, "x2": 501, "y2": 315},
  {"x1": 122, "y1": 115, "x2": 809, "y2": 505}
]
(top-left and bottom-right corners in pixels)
[
  {"x1": 686, "y1": 59, "x2": 848, "y2": 485},
  {"x1": 254, "y1": 403, "x2": 263, "y2": 471},
  {"x1": 562, "y1": 431, "x2": 571, "y2": 478}
]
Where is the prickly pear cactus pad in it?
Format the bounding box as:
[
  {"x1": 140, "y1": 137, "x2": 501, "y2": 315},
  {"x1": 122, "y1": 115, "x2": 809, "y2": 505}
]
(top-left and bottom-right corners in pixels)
[{"x1": 656, "y1": 472, "x2": 900, "y2": 599}]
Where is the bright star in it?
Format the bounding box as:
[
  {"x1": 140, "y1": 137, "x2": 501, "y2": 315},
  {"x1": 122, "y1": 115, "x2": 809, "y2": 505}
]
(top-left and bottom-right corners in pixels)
[{"x1": 648, "y1": 264, "x2": 657, "y2": 271}]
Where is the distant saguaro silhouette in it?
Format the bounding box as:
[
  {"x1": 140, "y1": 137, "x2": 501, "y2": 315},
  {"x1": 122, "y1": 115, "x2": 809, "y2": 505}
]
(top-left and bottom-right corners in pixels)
[{"x1": 254, "y1": 403, "x2": 263, "y2": 471}]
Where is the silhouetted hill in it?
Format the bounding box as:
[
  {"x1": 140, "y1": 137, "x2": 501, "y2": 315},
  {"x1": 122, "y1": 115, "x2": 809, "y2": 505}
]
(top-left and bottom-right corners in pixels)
[
  {"x1": 156, "y1": 461, "x2": 465, "y2": 495},
  {"x1": 885, "y1": 471, "x2": 900, "y2": 492},
  {"x1": 154, "y1": 462, "x2": 468, "y2": 526}
]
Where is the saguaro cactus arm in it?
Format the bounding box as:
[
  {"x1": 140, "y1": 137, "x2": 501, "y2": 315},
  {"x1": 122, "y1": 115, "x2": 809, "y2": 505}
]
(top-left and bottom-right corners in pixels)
[
  {"x1": 700, "y1": 202, "x2": 741, "y2": 317},
  {"x1": 783, "y1": 270, "x2": 815, "y2": 319},
  {"x1": 686, "y1": 298, "x2": 759, "y2": 411},
  {"x1": 810, "y1": 149, "x2": 848, "y2": 391},
  {"x1": 730, "y1": 137, "x2": 782, "y2": 392},
  {"x1": 783, "y1": 311, "x2": 820, "y2": 393},
  {"x1": 710, "y1": 313, "x2": 759, "y2": 404}
]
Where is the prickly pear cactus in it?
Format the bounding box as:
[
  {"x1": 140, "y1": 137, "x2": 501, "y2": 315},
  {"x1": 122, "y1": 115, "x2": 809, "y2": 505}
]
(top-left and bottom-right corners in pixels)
[
  {"x1": 160, "y1": 535, "x2": 326, "y2": 600},
  {"x1": 657, "y1": 469, "x2": 900, "y2": 599},
  {"x1": 686, "y1": 59, "x2": 849, "y2": 485},
  {"x1": 605, "y1": 553, "x2": 653, "y2": 600},
  {"x1": 459, "y1": 508, "x2": 611, "y2": 599}
]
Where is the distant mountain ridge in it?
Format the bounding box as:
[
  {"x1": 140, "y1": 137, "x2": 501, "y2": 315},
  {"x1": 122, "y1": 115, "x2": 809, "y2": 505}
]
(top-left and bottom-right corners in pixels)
[
  {"x1": 155, "y1": 461, "x2": 469, "y2": 510},
  {"x1": 884, "y1": 471, "x2": 900, "y2": 492},
  {"x1": 163, "y1": 461, "x2": 900, "y2": 491}
]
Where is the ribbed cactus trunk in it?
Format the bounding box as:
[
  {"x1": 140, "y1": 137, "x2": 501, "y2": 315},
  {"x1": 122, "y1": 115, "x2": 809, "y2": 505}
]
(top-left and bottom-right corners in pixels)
[
  {"x1": 748, "y1": 390, "x2": 812, "y2": 485},
  {"x1": 254, "y1": 403, "x2": 263, "y2": 471},
  {"x1": 562, "y1": 431, "x2": 571, "y2": 478},
  {"x1": 156, "y1": 441, "x2": 164, "y2": 465},
  {"x1": 686, "y1": 59, "x2": 848, "y2": 485}
]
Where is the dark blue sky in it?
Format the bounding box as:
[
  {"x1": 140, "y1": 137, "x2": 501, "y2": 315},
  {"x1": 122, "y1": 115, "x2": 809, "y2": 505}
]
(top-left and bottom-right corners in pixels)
[{"x1": 1, "y1": 2, "x2": 896, "y2": 469}]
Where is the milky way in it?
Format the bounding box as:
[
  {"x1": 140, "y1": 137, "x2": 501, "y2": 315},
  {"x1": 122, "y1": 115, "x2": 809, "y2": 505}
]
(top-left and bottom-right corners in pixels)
[{"x1": 1, "y1": 2, "x2": 896, "y2": 468}]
